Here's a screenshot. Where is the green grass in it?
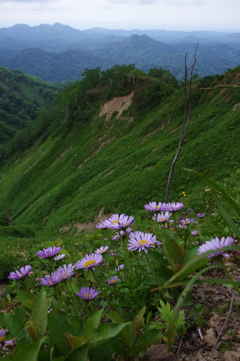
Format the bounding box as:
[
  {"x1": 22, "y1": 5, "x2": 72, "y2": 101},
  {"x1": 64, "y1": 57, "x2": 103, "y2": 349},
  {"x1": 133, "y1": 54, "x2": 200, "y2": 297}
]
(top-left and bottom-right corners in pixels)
[{"x1": 0, "y1": 66, "x2": 240, "y2": 237}]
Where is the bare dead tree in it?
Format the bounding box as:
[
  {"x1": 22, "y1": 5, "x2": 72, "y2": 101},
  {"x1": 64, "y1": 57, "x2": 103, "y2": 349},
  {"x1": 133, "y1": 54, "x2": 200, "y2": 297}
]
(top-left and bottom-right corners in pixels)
[{"x1": 164, "y1": 43, "x2": 198, "y2": 202}]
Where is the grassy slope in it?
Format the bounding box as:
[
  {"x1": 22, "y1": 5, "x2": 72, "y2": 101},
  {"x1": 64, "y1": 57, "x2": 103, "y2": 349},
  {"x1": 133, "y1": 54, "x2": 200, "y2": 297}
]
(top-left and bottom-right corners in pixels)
[
  {"x1": 0, "y1": 67, "x2": 239, "y2": 236},
  {"x1": 0, "y1": 66, "x2": 61, "y2": 144}
]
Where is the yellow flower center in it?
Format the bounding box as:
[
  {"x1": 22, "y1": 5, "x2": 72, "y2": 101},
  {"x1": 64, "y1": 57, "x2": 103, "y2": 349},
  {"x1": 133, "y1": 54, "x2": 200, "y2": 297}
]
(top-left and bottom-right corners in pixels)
[
  {"x1": 84, "y1": 260, "x2": 96, "y2": 267},
  {"x1": 62, "y1": 272, "x2": 67, "y2": 278},
  {"x1": 137, "y1": 240, "x2": 149, "y2": 246},
  {"x1": 159, "y1": 218, "x2": 165, "y2": 222},
  {"x1": 112, "y1": 219, "x2": 120, "y2": 224},
  {"x1": 110, "y1": 280, "x2": 117, "y2": 284},
  {"x1": 153, "y1": 206, "x2": 160, "y2": 209},
  {"x1": 84, "y1": 294, "x2": 90, "y2": 298},
  {"x1": 49, "y1": 281, "x2": 53, "y2": 285},
  {"x1": 0, "y1": 336, "x2": 5, "y2": 342}
]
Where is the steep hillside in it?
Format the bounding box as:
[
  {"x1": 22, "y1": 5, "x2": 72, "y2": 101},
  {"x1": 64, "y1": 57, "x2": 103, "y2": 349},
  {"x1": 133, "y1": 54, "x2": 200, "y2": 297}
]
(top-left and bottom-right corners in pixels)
[
  {"x1": 0, "y1": 65, "x2": 239, "y2": 237},
  {"x1": 0, "y1": 66, "x2": 61, "y2": 144}
]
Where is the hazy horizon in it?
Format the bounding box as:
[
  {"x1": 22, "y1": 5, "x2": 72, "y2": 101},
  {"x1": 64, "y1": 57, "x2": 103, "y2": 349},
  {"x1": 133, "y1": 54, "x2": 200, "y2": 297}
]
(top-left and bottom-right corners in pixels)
[{"x1": 0, "y1": 0, "x2": 239, "y2": 33}]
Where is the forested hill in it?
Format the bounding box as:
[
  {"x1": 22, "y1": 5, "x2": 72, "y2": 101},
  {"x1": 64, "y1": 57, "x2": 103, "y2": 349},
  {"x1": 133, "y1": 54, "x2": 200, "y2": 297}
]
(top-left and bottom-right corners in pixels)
[
  {"x1": 0, "y1": 66, "x2": 61, "y2": 144},
  {"x1": 0, "y1": 64, "x2": 240, "y2": 238},
  {"x1": 1, "y1": 23, "x2": 240, "y2": 81}
]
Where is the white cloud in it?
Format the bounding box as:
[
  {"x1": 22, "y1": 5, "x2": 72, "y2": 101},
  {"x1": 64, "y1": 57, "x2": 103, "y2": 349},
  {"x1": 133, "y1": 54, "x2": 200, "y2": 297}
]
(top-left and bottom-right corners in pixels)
[
  {"x1": 167, "y1": 0, "x2": 205, "y2": 5},
  {"x1": 109, "y1": 0, "x2": 159, "y2": 4},
  {"x1": 0, "y1": 0, "x2": 55, "y2": 3}
]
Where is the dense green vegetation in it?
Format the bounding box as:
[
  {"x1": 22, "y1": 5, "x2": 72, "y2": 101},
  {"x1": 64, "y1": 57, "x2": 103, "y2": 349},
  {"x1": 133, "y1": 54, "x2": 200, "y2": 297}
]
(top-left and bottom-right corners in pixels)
[
  {"x1": 0, "y1": 66, "x2": 61, "y2": 144},
  {"x1": 0, "y1": 64, "x2": 240, "y2": 238}
]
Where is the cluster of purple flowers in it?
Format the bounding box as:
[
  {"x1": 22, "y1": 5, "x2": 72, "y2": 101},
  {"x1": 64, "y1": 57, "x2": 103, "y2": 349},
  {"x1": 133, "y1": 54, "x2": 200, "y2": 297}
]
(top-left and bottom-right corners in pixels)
[
  {"x1": 144, "y1": 202, "x2": 184, "y2": 212},
  {"x1": 96, "y1": 214, "x2": 134, "y2": 230},
  {"x1": 112, "y1": 227, "x2": 133, "y2": 240},
  {"x1": 39, "y1": 264, "x2": 75, "y2": 286}
]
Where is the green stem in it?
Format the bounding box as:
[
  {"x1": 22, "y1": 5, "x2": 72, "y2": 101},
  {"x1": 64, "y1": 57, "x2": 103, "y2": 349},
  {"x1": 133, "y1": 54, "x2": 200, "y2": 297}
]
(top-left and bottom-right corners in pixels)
[
  {"x1": 90, "y1": 269, "x2": 117, "y2": 311},
  {"x1": 220, "y1": 259, "x2": 240, "y2": 296},
  {"x1": 144, "y1": 252, "x2": 162, "y2": 293}
]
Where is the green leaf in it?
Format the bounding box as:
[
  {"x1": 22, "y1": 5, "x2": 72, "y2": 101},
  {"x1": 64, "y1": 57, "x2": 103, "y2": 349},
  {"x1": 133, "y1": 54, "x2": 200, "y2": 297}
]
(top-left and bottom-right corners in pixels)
[
  {"x1": 88, "y1": 339, "x2": 113, "y2": 361},
  {"x1": 32, "y1": 288, "x2": 48, "y2": 338},
  {"x1": 216, "y1": 202, "x2": 240, "y2": 240},
  {"x1": 48, "y1": 303, "x2": 71, "y2": 355},
  {"x1": 65, "y1": 343, "x2": 89, "y2": 361},
  {"x1": 163, "y1": 238, "x2": 183, "y2": 272},
  {"x1": 64, "y1": 334, "x2": 91, "y2": 351},
  {"x1": 167, "y1": 264, "x2": 215, "y2": 350},
  {"x1": 54, "y1": 238, "x2": 63, "y2": 246},
  {"x1": 107, "y1": 312, "x2": 131, "y2": 347},
  {"x1": 180, "y1": 247, "x2": 208, "y2": 280},
  {"x1": 129, "y1": 329, "x2": 163, "y2": 358},
  {"x1": 110, "y1": 334, "x2": 129, "y2": 357},
  {"x1": 84, "y1": 308, "x2": 104, "y2": 331},
  {"x1": 0, "y1": 312, "x2": 6, "y2": 327},
  {"x1": 12, "y1": 336, "x2": 46, "y2": 361},
  {"x1": 132, "y1": 306, "x2": 146, "y2": 343},
  {"x1": 89, "y1": 322, "x2": 129, "y2": 348},
  {"x1": 14, "y1": 306, "x2": 26, "y2": 324},
  {"x1": 4, "y1": 313, "x2": 29, "y2": 346},
  {"x1": 16, "y1": 290, "x2": 34, "y2": 310}
]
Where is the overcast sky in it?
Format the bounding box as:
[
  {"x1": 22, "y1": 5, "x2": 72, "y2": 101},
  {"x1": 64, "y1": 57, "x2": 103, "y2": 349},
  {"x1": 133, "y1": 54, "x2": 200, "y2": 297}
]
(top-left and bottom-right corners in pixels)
[{"x1": 0, "y1": 0, "x2": 239, "y2": 32}]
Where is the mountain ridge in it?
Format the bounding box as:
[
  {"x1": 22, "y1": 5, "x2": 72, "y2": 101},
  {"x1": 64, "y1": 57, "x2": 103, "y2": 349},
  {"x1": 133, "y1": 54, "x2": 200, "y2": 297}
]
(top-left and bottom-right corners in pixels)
[{"x1": 0, "y1": 23, "x2": 240, "y2": 82}]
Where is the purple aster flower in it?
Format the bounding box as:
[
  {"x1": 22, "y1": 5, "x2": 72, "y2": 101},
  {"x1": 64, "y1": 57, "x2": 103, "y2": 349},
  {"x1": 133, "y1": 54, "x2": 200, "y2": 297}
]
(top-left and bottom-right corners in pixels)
[
  {"x1": 8, "y1": 265, "x2": 32, "y2": 280},
  {"x1": 127, "y1": 232, "x2": 156, "y2": 253},
  {"x1": 39, "y1": 270, "x2": 63, "y2": 286},
  {"x1": 112, "y1": 234, "x2": 120, "y2": 240},
  {"x1": 115, "y1": 264, "x2": 125, "y2": 271},
  {"x1": 57, "y1": 264, "x2": 75, "y2": 279},
  {"x1": 54, "y1": 254, "x2": 66, "y2": 261},
  {"x1": 0, "y1": 329, "x2": 8, "y2": 341},
  {"x1": 95, "y1": 246, "x2": 109, "y2": 254},
  {"x1": 153, "y1": 211, "x2": 172, "y2": 223},
  {"x1": 196, "y1": 213, "x2": 206, "y2": 218},
  {"x1": 110, "y1": 251, "x2": 119, "y2": 256},
  {"x1": 107, "y1": 276, "x2": 120, "y2": 284},
  {"x1": 178, "y1": 224, "x2": 186, "y2": 229},
  {"x1": 144, "y1": 202, "x2": 169, "y2": 212},
  {"x1": 112, "y1": 227, "x2": 133, "y2": 240},
  {"x1": 76, "y1": 287, "x2": 98, "y2": 300},
  {"x1": 191, "y1": 230, "x2": 200, "y2": 236},
  {"x1": 95, "y1": 220, "x2": 108, "y2": 229},
  {"x1": 104, "y1": 214, "x2": 134, "y2": 230},
  {"x1": 197, "y1": 236, "x2": 234, "y2": 258},
  {"x1": 181, "y1": 218, "x2": 195, "y2": 225},
  {"x1": 192, "y1": 241, "x2": 200, "y2": 245},
  {"x1": 36, "y1": 246, "x2": 62, "y2": 258},
  {"x1": 75, "y1": 253, "x2": 103, "y2": 270},
  {"x1": 168, "y1": 202, "x2": 184, "y2": 212}
]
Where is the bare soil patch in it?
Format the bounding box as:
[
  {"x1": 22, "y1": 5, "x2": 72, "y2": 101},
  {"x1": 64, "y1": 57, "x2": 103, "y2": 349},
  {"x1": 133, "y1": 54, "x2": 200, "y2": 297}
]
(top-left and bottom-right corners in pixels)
[{"x1": 99, "y1": 91, "x2": 134, "y2": 122}]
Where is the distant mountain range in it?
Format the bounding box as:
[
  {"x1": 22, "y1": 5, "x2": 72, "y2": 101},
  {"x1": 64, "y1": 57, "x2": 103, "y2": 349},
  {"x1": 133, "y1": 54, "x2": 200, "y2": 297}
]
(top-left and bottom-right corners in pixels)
[{"x1": 0, "y1": 23, "x2": 240, "y2": 82}]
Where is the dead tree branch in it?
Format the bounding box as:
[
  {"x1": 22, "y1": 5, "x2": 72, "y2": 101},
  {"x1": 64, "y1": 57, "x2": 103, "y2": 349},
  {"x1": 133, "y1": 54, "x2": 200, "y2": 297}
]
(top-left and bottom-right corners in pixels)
[{"x1": 164, "y1": 43, "x2": 198, "y2": 202}]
